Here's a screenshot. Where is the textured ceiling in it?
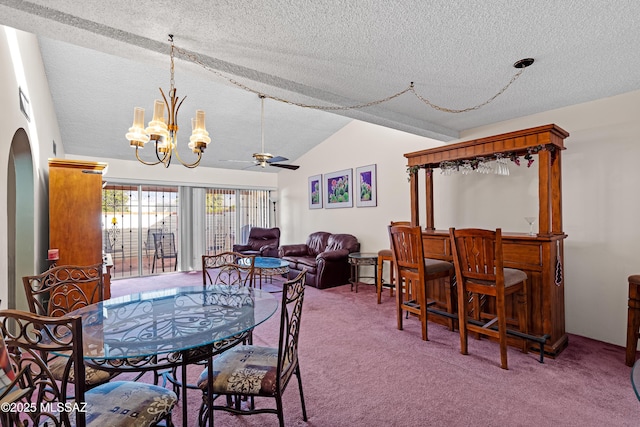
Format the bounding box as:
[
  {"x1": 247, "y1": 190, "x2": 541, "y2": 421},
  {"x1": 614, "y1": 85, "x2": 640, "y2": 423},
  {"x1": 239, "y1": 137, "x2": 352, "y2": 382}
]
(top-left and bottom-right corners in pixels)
[{"x1": 2, "y1": 0, "x2": 640, "y2": 172}]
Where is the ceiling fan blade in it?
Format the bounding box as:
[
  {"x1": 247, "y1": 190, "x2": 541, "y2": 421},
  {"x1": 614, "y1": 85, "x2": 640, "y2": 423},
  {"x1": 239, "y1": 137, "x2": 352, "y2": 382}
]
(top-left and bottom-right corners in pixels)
[
  {"x1": 266, "y1": 155, "x2": 288, "y2": 163},
  {"x1": 270, "y1": 163, "x2": 300, "y2": 170},
  {"x1": 221, "y1": 159, "x2": 254, "y2": 163}
]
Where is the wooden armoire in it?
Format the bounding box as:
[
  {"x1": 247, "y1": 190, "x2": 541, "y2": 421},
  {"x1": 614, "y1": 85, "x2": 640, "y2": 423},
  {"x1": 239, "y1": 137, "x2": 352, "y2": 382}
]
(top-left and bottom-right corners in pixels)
[{"x1": 48, "y1": 159, "x2": 111, "y2": 297}]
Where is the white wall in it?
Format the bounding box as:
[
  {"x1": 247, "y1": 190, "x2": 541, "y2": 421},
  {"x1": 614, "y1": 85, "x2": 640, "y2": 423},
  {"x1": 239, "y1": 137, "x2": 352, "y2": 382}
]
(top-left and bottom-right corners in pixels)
[
  {"x1": 70, "y1": 155, "x2": 278, "y2": 189},
  {"x1": 0, "y1": 27, "x2": 62, "y2": 308},
  {"x1": 277, "y1": 120, "x2": 452, "y2": 251}
]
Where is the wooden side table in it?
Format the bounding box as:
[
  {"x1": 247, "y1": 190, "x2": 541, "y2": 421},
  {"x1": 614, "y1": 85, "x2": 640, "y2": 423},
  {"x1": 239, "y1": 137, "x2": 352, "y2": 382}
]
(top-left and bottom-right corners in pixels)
[
  {"x1": 348, "y1": 253, "x2": 378, "y2": 293},
  {"x1": 626, "y1": 275, "x2": 640, "y2": 366}
]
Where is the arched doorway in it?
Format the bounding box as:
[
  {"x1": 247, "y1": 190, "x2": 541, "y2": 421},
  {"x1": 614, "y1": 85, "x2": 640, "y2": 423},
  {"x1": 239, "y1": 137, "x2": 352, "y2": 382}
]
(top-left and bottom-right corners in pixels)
[{"x1": 7, "y1": 128, "x2": 34, "y2": 310}]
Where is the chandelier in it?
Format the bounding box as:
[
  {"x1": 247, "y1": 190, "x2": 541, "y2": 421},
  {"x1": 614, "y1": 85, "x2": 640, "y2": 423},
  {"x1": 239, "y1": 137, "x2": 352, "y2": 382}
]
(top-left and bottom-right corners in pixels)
[{"x1": 126, "y1": 35, "x2": 211, "y2": 168}]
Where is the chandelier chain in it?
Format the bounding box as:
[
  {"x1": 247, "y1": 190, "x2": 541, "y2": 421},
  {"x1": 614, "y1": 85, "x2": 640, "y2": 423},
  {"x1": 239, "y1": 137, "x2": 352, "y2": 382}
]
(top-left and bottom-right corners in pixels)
[
  {"x1": 169, "y1": 35, "x2": 176, "y2": 92},
  {"x1": 173, "y1": 45, "x2": 528, "y2": 114},
  {"x1": 408, "y1": 68, "x2": 525, "y2": 113}
]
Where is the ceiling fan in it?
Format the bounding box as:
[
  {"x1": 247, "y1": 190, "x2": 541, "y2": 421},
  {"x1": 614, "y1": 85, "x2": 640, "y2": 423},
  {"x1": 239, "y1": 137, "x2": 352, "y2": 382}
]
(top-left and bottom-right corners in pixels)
[{"x1": 245, "y1": 95, "x2": 300, "y2": 170}]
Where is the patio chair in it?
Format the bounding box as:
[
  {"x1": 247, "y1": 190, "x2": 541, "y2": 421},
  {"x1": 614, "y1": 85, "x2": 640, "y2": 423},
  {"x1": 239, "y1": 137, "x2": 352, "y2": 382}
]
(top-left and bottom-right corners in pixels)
[{"x1": 152, "y1": 232, "x2": 178, "y2": 273}]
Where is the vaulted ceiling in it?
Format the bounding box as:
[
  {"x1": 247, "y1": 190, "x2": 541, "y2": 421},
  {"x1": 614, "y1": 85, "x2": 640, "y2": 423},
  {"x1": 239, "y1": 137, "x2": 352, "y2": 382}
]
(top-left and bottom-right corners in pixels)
[{"x1": 2, "y1": 1, "x2": 640, "y2": 172}]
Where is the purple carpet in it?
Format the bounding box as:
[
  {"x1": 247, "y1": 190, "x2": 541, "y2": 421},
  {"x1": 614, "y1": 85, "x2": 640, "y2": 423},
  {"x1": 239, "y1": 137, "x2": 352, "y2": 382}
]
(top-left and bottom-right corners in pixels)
[{"x1": 112, "y1": 272, "x2": 639, "y2": 426}]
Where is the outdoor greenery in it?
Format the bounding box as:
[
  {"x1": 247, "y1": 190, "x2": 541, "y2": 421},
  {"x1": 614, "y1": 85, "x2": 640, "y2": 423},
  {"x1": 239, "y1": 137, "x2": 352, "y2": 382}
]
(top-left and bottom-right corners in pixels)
[
  {"x1": 206, "y1": 193, "x2": 235, "y2": 214},
  {"x1": 102, "y1": 189, "x2": 130, "y2": 212}
]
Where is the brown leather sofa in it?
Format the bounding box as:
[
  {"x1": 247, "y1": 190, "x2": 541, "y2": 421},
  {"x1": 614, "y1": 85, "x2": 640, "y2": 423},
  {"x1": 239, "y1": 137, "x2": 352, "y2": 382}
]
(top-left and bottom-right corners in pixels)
[
  {"x1": 233, "y1": 227, "x2": 281, "y2": 258},
  {"x1": 279, "y1": 232, "x2": 360, "y2": 289}
]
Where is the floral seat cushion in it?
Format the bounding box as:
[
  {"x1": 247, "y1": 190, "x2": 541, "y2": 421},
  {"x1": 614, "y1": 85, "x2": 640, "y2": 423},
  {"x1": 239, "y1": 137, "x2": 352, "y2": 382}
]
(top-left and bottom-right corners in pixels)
[
  {"x1": 48, "y1": 353, "x2": 116, "y2": 386},
  {"x1": 77, "y1": 381, "x2": 177, "y2": 427},
  {"x1": 197, "y1": 345, "x2": 288, "y2": 397}
]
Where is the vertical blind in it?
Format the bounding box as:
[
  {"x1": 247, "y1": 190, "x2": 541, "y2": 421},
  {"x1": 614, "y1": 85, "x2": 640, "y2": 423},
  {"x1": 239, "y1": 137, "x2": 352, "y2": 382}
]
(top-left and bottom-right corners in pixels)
[{"x1": 204, "y1": 188, "x2": 270, "y2": 255}]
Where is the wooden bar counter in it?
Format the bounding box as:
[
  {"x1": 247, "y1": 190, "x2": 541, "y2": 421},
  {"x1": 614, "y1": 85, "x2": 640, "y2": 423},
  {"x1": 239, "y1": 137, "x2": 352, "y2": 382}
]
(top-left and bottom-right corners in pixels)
[{"x1": 404, "y1": 124, "x2": 570, "y2": 356}]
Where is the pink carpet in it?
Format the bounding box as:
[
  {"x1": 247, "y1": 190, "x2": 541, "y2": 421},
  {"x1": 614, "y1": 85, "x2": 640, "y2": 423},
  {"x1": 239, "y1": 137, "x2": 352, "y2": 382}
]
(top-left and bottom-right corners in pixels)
[{"x1": 112, "y1": 272, "x2": 639, "y2": 426}]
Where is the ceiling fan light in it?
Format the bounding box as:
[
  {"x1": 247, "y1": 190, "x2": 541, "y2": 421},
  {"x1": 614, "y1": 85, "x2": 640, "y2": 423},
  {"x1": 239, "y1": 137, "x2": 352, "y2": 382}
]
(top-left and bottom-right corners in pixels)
[
  {"x1": 126, "y1": 107, "x2": 150, "y2": 147},
  {"x1": 253, "y1": 152, "x2": 273, "y2": 161}
]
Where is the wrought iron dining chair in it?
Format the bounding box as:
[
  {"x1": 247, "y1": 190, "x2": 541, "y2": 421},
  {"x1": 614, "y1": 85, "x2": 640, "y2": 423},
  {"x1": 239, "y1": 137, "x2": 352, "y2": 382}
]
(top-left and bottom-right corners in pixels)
[
  {"x1": 0, "y1": 309, "x2": 177, "y2": 427},
  {"x1": 165, "y1": 253, "x2": 258, "y2": 398},
  {"x1": 196, "y1": 270, "x2": 308, "y2": 427},
  {"x1": 0, "y1": 326, "x2": 33, "y2": 427},
  {"x1": 23, "y1": 263, "x2": 105, "y2": 317},
  {"x1": 449, "y1": 227, "x2": 529, "y2": 370},
  {"x1": 388, "y1": 223, "x2": 455, "y2": 340},
  {"x1": 202, "y1": 252, "x2": 256, "y2": 287},
  {"x1": 22, "y1": 263, "x2": 119, "y2": 388}
]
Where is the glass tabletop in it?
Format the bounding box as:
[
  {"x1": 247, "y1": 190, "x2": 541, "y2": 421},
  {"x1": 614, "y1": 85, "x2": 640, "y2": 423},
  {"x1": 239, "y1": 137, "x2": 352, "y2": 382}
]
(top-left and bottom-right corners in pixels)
[
  {"x1": 348, "y1": 252, "x2": 378, "y2": 259},
  {"x1": 240, "y1": 256, "x2": 289, "y2": 269},
  {"x1": 68, "y1": 285, "x2": 278, "y2": 360},
  {"x1": 632, "y1": 359, "x2": 640, "y2": 400}
]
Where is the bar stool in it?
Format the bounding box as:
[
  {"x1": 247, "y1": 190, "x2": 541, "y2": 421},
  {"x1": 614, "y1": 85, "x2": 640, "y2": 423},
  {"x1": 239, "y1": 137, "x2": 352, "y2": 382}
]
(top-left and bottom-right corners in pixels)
[
  {"x1": 626, "y1": 275, "x2": 640, "y2": 366},
  {"x1": 377, "y1": 249, "x2": 395, "y2": 304}
]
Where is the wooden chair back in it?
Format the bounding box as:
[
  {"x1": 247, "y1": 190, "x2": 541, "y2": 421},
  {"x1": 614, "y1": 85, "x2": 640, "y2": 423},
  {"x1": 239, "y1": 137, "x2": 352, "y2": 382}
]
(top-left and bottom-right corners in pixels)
[
  {"x1": 22, "y1": 263, "x2": 104, "y2": 317},
  {"x1": 449, "y1": 228, "x2": 504, "y2": 293},
  {"x1": 388, "y1": 223, "x2": 430, "y2": 339},
  {"x1": 389, "y1": 222, "x2": 426, "y2": 296},
  {"x1": 389, "y1": 222, "x2": 423, "y2": 264}
]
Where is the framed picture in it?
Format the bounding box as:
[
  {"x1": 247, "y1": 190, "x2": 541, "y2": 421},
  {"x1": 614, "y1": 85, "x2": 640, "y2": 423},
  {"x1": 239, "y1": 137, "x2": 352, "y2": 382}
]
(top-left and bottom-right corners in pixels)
[
  {"x1": 324, "y1": 169, "x2": 353, "y2": 209},
  {"x1": 355, "y1": 164, "x2": 377, "y2": 207},
  {"x1": 308, "y1": 174, "x2": 323, "y2": 209}
]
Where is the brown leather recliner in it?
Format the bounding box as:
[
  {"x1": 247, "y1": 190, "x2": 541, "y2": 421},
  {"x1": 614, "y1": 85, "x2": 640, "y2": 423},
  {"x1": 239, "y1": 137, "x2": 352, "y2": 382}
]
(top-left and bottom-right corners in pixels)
[
  {"x1": 279, "y1": 232, "x2": 360, "y2": 289},
  {"x1": 233, "y1": 227, "x2": 281, "y2": 258}
]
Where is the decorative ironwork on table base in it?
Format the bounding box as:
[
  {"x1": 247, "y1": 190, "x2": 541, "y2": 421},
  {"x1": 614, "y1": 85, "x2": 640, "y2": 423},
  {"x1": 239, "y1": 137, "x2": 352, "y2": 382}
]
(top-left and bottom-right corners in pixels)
[{"x1": 84, "y1": 330, "x2": 252, "y2": 374}]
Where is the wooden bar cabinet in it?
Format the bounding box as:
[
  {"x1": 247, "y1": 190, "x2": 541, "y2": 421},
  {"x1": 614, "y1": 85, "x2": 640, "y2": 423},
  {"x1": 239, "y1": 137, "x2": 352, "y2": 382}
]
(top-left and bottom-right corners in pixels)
[{"x1": 404, "y1": 124, "x2": 569, "y2": 356}]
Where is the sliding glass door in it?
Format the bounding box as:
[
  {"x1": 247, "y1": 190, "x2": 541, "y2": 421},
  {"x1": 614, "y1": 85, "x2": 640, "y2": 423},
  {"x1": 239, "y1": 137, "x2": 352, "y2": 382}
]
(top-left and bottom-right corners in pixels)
[
  {"x1": 102, "y1": 184, "x2": 179, "y2": 279},
  {"x1": 103, "y1": 185, "x2": 271, "y2": 278}
]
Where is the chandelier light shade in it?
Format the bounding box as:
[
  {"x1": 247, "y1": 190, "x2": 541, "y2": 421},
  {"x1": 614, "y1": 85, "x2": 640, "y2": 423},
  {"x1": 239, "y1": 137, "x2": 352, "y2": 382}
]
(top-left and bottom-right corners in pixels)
[{"x1": 126, "y1": 35, "x2": 210, "y2": 168}]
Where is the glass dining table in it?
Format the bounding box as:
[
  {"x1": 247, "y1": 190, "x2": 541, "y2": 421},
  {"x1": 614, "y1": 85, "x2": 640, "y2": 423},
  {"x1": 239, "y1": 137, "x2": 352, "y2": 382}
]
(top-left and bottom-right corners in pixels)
[{"x1": 67, "y1": 284, "x2": 279, "y2": 427}]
